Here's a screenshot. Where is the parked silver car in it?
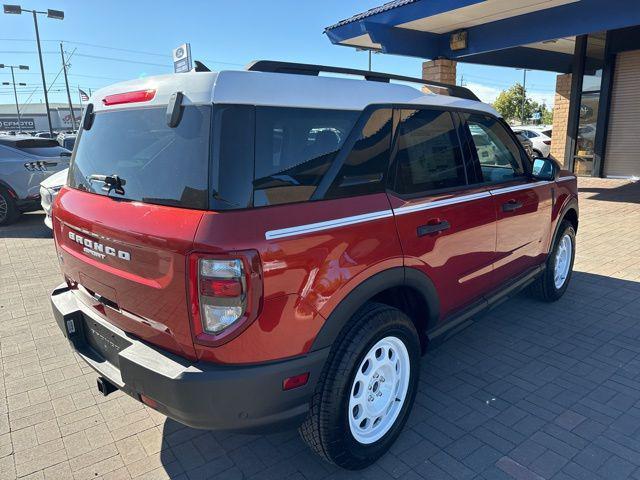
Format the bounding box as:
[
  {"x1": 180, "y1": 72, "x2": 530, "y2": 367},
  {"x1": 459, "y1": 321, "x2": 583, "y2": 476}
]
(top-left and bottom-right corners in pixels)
[{"x1": 0, "y1": 136, "x2": 71, "y2": 226}]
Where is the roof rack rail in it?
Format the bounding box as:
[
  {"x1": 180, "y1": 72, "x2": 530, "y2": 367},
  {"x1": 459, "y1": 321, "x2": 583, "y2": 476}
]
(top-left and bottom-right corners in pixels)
[{"x1": 245, "y1": 60, "x2": 480, "y2": 102}]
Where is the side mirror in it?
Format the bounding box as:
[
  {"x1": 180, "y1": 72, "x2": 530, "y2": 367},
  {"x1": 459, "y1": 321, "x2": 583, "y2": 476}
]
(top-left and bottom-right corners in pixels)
[{"x1": 531, "y1": 157, "x2": 557, "y2": 181}]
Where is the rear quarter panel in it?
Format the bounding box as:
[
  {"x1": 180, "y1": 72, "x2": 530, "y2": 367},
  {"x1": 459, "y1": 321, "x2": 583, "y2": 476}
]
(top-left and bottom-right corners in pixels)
[{"x1": 193, "y1": 193, "x2": 403, "y2": 363}]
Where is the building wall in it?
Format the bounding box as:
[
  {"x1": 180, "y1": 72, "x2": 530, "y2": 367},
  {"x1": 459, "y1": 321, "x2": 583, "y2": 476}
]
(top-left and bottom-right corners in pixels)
[{"x1": 550, "y1": 73, "x2": 572, "y2": 168}]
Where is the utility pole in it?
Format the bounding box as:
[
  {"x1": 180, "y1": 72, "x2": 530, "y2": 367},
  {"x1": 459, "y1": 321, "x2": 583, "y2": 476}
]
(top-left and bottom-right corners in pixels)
[{"x1": 60, "y1": 42, "x2": 76, "y2": 129}]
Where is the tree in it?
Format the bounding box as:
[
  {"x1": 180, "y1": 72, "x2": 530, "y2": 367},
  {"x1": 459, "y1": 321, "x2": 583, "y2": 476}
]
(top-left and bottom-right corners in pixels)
[
  {"x1": 492, "y1": 83, "x2": 552, "y2": 125},
  {"x1": 493, "y1": 83, "x2": 532, "y2": 123}
]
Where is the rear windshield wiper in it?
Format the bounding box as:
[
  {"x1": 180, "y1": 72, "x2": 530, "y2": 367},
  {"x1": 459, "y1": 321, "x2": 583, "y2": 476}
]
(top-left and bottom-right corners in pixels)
[{"x1": 87, "y1": 174, "x2": 126, "y2": 195}]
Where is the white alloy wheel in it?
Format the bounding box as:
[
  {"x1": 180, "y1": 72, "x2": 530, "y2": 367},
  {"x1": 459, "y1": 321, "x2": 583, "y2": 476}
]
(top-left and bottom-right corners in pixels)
[
  {"x1": 554, "y1": 233, "x2": 572, "y2": 289},
  {"x1": 348, "y1": 336, "x2": 410, "y2": 444}
]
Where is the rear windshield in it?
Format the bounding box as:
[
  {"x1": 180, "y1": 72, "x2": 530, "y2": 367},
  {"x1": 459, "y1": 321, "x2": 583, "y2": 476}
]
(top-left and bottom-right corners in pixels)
[
  {"x1": 0, "y1": 138, "x2": 69, "y2": 157},
  {"x1": 68, "y1": 106, "x2": 211, "y2": 209}
]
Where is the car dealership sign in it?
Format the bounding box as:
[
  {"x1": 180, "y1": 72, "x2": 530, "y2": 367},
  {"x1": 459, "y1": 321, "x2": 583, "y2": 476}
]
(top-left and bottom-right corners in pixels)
[
  {"x1": 173, "y1": 43, "x2": 192, "y2": 73},
  {"x1": 0, "y1": 117, "x2": 36, "y2": 131}
]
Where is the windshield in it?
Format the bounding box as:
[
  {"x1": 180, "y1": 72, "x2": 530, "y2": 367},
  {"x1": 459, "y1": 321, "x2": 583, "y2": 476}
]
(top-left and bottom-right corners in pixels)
[{"x1": 68, "y1": 105, "x2": 211, "y2": 209}]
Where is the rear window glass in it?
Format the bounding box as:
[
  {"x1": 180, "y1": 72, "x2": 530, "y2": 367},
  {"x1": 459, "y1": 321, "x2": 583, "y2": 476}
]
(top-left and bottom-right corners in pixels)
[
  {"x1": 253, "y1": 107, "x2": 359, "y2": 207},
  {"x1": 68, "y1": 106, "x2": 211, "y2": 209},
  {"x1": 0, "y1": 138, "x2": 69, "y2": 157}
]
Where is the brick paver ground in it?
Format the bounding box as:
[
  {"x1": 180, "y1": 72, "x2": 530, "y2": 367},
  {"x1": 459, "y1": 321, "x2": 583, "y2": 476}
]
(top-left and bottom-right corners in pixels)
[{"x1": 1, "y1": 178, "x2": 639, "y2": 480}]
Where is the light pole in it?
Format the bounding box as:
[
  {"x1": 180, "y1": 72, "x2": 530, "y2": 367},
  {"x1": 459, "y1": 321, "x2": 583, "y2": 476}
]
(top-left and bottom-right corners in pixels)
[
  {"x1": 0, "y1": 63, "x2": 29, "y2": 131},
  {"x1": 3, "y1": 4, "x2": 64, "y2": 137},
  {"x1": 516, "y1": 68, "x2": 531, "y2": 125}
]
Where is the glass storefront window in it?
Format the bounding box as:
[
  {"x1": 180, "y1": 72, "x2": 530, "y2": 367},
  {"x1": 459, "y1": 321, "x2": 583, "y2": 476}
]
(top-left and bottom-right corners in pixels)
[{"x1": 573, "y1": 32, "x2": 606, "y2": 176}]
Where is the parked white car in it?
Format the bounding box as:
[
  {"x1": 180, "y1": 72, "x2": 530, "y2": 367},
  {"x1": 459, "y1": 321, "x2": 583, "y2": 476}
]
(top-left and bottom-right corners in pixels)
[
  {"x1": 40, "y1": 168, "x2": 67, "y2": 229},
  {"x1": 512, "y1": 126, "x2": 552, "y2": 158}
]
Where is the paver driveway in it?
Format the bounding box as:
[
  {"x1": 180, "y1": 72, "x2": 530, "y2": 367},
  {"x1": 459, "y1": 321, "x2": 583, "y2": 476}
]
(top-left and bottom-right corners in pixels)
[{"x1": 1, "y1": 178, "x2": 639, "y2": 480}]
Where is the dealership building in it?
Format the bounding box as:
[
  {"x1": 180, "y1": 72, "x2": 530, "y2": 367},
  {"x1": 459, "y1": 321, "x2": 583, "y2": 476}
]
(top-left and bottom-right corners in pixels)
[
  {"x1": 326, "y1": 0, "x2": 640, "y2": 179},
  {"x1": 0, "y1": 103, "x2": 82, "y2": 132}
]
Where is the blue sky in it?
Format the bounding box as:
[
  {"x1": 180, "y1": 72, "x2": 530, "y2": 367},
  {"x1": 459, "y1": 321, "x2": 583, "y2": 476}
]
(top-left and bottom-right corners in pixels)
[{"x1": 0, "y1": 0, "x2": 557, "y2": 107}]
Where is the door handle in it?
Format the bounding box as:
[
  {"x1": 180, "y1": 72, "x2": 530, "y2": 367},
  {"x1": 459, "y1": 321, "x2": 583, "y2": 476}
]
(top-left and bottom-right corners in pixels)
[
  {"x1": 417, "y1": 220, "x2": 450, "y2": 237},
  {"x1": 502, "y1": 200, "x2": 523, "y2": 212}
]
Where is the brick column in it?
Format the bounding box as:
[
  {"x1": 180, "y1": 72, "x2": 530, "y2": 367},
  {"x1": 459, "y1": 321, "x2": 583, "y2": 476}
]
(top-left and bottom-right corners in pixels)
[
  {"x1": 550, "y1": 73, "x2": 572, "y2": 168},
  {"x1": 422, "y1": 59, "x2": 457, "y2": 94}
]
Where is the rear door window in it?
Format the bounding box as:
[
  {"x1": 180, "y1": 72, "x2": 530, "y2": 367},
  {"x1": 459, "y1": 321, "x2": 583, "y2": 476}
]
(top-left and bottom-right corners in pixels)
[
  {"x1": 391, "y1": 108, "x2": 466, "y2": 195},
  {"x1": 253, "y1": 107, "x2": 359, "y2": 207},
  {"x1": 68, "y1": 105, "x2": 211, "y2": 209}
]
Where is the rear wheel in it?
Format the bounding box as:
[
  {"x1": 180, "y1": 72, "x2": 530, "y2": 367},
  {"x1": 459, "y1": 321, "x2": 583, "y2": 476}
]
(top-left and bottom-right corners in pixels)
[
  {"x1": 530, "y1": 220, "x2": 575, "y2": 301},
  {"x1": 0, "y1": 187, "x2": 19, "y2": 226},
  {"x1": 299, "y1": 303, "x2": 420, "y2": 469}
]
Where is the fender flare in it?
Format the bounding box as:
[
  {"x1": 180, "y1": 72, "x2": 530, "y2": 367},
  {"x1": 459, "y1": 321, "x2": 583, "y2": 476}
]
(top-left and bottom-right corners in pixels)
[
  {"x1": 0, "y1": 180, "x2": 17, "y2": 198},
  {"x1": 550, "y1": 196, "x2": 579, "y2": 253},
  {"x1": 310, "y1": 266, "x2": 440, "y2": 352}
]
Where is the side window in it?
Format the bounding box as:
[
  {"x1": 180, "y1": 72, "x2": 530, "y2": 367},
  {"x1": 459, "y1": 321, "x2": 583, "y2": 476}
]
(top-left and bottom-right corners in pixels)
[
  {"x1": 253, "y1": 107, "x2": 359, "y2": 207},
  {"x1": 465, "y1": 114, "x2": 525, "y2": 184},
  {"x1": 326, "y1": 108, "x2": 393, "y2": 199},
  {"x1": 392, "y1": 109, "x2": 466, "y2": 195}
]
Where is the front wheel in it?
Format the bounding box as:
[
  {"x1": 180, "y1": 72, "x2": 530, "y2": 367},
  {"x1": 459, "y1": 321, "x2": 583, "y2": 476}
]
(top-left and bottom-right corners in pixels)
[
  {"x1": 530, "y1": 220, "x2": 576, "y2": 301},
  {"x1": 299, "y1": 303, "x2": 420, "y2": 469}
]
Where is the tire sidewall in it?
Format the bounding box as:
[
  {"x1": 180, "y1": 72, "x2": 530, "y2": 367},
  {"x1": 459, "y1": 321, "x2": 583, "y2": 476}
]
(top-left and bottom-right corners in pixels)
[
  {"x1": 332, "y1": 317, "x2": 420, "y2": 465},
  {"x1": 547, "y1": 222, "x2": 576, "y2": 298},
  {"x1": 0, "y1": 187, "x2": 18, "y2": 226}
]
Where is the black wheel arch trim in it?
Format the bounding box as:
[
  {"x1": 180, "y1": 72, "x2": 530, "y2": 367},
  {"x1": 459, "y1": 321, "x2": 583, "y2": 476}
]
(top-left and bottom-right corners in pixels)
[
  {"x1": 0, "y1": 180, "x2": 17, "y2": 198},
  {"x1": 310, "y1": 266, "x2": 440, "y2": 352},
  {"x1": 551, "y1": 196, "x2": 579, "y2": 253}
]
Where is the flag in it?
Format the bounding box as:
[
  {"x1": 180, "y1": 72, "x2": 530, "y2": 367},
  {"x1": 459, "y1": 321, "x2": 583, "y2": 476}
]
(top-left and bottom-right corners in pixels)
[{"x1": 79, "y1": 89, "x2": 89, "y2": 102}]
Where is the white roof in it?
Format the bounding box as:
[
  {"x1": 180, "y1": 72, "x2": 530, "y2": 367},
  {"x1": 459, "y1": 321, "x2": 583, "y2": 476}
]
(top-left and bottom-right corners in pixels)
[{"x1": 89, "y1": 69, "x2": 499, "y2": 116}]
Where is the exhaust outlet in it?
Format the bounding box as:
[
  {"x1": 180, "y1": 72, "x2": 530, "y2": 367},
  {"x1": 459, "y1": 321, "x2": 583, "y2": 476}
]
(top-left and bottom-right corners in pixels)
[{"x1": 96, "y1": 376, "x2": 117, "y2": 396}]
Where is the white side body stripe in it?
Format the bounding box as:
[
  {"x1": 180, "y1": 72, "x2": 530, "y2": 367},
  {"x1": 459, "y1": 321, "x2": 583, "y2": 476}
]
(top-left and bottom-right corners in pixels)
[{"x1": 264, "y1": 181, "x2": 555, "y2": 240}]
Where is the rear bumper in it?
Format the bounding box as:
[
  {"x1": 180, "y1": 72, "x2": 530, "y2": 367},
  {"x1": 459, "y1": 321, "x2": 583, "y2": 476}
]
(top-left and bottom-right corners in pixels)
[{"x1": 50, "y1": 283, "x2": 329, "y2": 433}]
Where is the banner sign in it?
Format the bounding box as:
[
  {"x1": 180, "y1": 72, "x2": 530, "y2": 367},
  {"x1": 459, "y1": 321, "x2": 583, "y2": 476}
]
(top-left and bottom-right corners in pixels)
[
  {"x1": 173, "y1": 43, "x2": 192, "y2": 73},
  {"x1": 0, "y1": 117, "x2": 36, "y2": 131}
]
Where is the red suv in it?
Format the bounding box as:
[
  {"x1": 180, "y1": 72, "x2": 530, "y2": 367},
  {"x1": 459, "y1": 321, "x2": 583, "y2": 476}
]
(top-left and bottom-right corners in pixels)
[{"x1": 50, "y1": 62, "x2": 578, "y2": 469}]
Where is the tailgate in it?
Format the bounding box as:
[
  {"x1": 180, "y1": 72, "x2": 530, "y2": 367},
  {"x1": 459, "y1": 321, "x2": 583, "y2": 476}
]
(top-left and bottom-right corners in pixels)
[{"x1": 53, "y1": 187, "x2": 203, "y2": 359}]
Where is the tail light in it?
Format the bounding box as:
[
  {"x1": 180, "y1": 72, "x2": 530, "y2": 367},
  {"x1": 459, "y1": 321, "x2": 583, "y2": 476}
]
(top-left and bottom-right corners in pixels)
[
  {"x1": 188, "y1": 251, "x2": 263, "y2": 347},
  {"x1": 543, "y1": 140, "x2": 551, "y2": 145}
]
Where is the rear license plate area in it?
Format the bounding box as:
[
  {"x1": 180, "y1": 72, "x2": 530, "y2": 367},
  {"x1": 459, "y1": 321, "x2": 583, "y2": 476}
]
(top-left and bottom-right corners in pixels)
[{"x1": 83, "y1": 317, "x2": 129, "y2": 368}]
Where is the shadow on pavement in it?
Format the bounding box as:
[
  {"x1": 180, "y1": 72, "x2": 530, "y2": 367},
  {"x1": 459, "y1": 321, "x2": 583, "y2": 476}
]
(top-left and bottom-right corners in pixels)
[
  {"x1": 156, "y1": 271, "x2": 640, "y2": 479},
  {"x1": 579, "y1": 180, "x2": 640, "y2": 204},
  {"x1": 0, "y1": 211, "x2": 52, "y2": 239}
]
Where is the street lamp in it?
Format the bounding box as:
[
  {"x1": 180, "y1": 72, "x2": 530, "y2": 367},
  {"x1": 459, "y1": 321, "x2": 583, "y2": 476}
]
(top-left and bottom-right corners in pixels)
[
  {"x1": 3, "y1": 4, "x2": 64, "y2": 137},
  {"x1": 0, "y1": 63, "x2": 30, "y2": 131},
  {"x1": 516, "y1": 68, "x2": 531, "y2": 125}
]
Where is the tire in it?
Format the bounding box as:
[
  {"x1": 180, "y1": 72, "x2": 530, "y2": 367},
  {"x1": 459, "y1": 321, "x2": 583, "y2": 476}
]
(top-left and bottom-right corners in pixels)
[
  {"x1": 533, "y1": 149, "x2": 543, "y2": 158},
  {"x1": 299, "y1": 302, "x2": 420, "y2": 469},
  {"x1": 530, "y1": 220, "x2": 575, "y2": 302},
  {"x1": 0, "y1": 187, "x2": 19, "y2": 227}
]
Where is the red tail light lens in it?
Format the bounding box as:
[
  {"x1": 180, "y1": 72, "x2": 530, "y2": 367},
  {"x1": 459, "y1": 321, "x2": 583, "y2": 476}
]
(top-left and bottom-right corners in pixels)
[
  {"x1": 188, "y1": 251, "x2": 263, "y2": 347},
  {"x1": 102, "y1": 89, "x2": 156, "y2": 106},
  {"x1": 283, "y1": 373, "x2": 310, "y2": 391},
  {"x1": 543, "y1": 140, "x2": 551, "y2": 145}
]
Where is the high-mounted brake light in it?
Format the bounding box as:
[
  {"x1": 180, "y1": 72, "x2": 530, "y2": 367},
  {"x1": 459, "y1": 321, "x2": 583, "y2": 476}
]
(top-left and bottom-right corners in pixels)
[
  {"x1": 188, "y1": 251, "x2": 263, "y2": 347},
  {"x1": 102, "y1": 89, "x2": 156, "y2": 106}
]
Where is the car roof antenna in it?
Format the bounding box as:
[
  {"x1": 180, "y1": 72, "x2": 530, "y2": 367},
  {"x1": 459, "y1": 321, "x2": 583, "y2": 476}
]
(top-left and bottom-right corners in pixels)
[{"x1": 194, "y1": 60, "x2": 210, "y2": 72}]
